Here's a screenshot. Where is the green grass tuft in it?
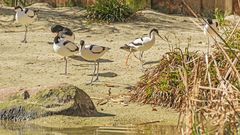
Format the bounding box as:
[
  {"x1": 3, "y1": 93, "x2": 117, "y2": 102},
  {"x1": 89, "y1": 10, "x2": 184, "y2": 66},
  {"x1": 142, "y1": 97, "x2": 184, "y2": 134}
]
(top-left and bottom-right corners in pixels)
[{"x1": 87, "y1": 0, "x2": 133, "y2": 22}]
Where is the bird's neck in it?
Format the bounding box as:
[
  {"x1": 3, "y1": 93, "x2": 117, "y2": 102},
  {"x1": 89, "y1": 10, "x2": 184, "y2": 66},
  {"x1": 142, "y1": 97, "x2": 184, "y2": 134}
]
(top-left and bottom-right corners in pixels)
[
  {"x1": 54, "y1": 36, "x2": 60, "y2": 44},
  {"x1": 15, "y1": 8, "x2": 23, "y2": 12},
  {"x1": 150, "y1": 32, "x2": 156, "y2": 40},
  {"x1": 15, "y1": 10, "x2": 22, "y2": 14},
  {"x1": 80, "y1": 44, "x2": 84, "y2": 50}
]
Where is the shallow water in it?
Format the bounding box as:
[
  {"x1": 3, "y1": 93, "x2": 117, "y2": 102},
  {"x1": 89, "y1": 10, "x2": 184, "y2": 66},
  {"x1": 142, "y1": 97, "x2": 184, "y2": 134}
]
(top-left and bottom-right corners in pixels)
[{"x1": 0, "y1": 121, "x2": 178, "y2": 135}]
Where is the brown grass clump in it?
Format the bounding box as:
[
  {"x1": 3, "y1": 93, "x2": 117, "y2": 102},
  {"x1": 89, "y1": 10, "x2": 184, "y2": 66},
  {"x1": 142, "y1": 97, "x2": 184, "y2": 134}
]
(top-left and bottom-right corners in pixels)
[
  {"x1": 131, "y1": 43, "x2": 240, "y2": 134},
  {"x1": 131, "y1": 47, "x2": 198, "y2": 109},
  {"x1": 131, "y1": 1, "x2": 240, "y2": 134}
]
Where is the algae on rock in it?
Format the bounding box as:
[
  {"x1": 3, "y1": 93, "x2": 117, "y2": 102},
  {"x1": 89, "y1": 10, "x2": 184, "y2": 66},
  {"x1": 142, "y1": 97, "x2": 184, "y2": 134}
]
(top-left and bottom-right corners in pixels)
[{"x1": 0, "y1": 84, "x2": 97, "y2": 121}]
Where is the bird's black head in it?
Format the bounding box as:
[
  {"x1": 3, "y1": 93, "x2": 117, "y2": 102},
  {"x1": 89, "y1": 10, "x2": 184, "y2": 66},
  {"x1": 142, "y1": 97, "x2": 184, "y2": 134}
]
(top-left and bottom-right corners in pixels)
[
  {"x1": 80, "y1": 40, "x2": 85, "y2": 46},
  {"x1": 150, "y1": 28, "x2": 159, "y2": 34},
  {"x1": 14, "y1": 6, "x2": 23, "y2": 11},
  {"x1": 216, "y1": 22, "x2": 219, "y2": 27},
  {"x1": 207, "y1": 18, "x2": 213, "y2": 24},
  {"x1": 51, "y1": 24, "x2": 64, "y2": 33},
  {"x1": 150, "y1": 28, "x2": 163, "y2": 39}
]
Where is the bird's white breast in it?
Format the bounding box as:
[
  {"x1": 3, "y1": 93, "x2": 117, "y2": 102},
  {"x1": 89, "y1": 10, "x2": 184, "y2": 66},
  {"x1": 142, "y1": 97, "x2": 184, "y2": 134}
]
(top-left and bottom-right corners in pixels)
[
  {"x1": 53, "y1": 42, "x2": 76, "y2": 57},
  {"x1": 15, "y1": 11, "x2": 35, "y2": 25}
]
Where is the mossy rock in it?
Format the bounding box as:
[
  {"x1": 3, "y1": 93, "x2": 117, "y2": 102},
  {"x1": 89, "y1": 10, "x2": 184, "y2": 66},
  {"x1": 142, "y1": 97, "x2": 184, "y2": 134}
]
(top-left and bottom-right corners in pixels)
[{"x1": 0, "y1": 84, "x2": 97, "y2": 121}]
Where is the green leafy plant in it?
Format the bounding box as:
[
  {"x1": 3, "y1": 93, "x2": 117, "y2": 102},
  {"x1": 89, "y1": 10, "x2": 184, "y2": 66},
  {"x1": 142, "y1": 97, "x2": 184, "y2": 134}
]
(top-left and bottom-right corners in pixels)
[
  {"x1": 3, "y1": 0, "x2": 15, "y2": 6},
  {"x1": 214, "y1": 8, "x2": 227, "y2": 26},
  {"x1": 87, "y1": 0, "x2": 133, "y2": 22},
  {"x1": 66, "y1": 0, "x2": 75, "y2": 7},
  {"x1": 125, "y1": 0, "x2": 150, "y2": 11},
  {"x1": 3, "y1": 0, "x2": 28, "y2": 7}
]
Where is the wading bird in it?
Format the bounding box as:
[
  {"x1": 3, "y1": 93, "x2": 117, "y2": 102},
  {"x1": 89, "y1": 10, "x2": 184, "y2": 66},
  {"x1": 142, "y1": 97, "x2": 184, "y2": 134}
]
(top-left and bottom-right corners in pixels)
[
  {"x1": 14, "y1": 6, "x2": 38, "y2": 43},
  {"x1": 120, "y1": 28, "x2": 164, "y2": 66},
  {"x1": 79, "y1": 40, "x2": 110, "y2": 84},
  {"x1": 203, "y1": 18, "x2": 219, "y2": 55},
  {"x1": 53, "y1": 33, "x2": 79, "y2": 75}
]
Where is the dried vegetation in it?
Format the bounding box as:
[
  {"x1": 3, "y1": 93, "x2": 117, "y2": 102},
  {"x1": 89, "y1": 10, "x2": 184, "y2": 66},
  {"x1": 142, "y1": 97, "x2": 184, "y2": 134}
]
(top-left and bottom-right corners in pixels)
[{"x1": 131, "y1": 0, "x2": 240, "y2": 134}]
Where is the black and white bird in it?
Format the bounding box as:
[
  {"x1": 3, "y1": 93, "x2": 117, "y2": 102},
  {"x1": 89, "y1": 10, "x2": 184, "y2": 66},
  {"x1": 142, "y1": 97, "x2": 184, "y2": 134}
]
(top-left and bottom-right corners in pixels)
[
  {"x1": 51, "y1": 24, "x2": 75, "y2": 42},
  {"x1": 203, "y1": 18, "x2": 219, "y2": 54},
  {"x1": 79, "y1": 40, "x2": 110, "y2": 84},
  {"x1": 120, "y1": 28, "x2": 163, "y2": 65},
  {"x1": 14, "y1": 6, "x2": 38, "y2": 43},
  {"x1": 53, "y1": 34, "x2": 79, "y2": 75}
]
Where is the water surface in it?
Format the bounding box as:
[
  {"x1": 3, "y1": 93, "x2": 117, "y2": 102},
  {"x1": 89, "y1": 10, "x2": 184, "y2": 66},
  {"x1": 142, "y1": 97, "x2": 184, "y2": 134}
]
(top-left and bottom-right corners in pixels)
[{"x1": 0, "y1": 121, "x2": 178, "y2": 135}]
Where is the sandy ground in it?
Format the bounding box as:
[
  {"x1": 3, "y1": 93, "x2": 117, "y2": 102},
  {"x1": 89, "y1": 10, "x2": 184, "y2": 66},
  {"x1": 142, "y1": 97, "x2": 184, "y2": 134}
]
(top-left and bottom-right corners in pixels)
[{"x1": 0, "y1": 3, "x2": 208, "y2": 127}]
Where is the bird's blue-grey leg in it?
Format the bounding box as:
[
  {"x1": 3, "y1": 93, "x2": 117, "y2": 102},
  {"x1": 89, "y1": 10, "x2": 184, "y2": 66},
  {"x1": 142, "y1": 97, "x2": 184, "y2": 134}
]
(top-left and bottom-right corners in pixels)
[
  {"x1": 93, "y1": 61, "x2": 100, "y2": 82},
  {"x1": 140, "y1": 51, "x2": 145, "y2": 68},
  {"x1": 22, "y1": 25, "x2": 27, "y2": 43},
  {"x1": 133, "y1": 52, "x2": 138, "y2": 59},
  {"x1": 90, "y1": 61, "x2": 97, "y2": 84},
  {"x1": 125, "y1": 52, "x2": 132, "y2": 66},
  {"x1": 134, "y1": 51, "x2": 145, "y2": 64},
  {"x1": 139, "y1": 51, "x2": 142, "y2": 61},
  {"x1": 140, "y1": 51, "x2": 144, "y2": 62},
  {"x1": 64, "y1": 57, "x2": 67, "y2": 75},
  {"x1": 207, "y1": 37, "x2": 211, "y2": 56}
]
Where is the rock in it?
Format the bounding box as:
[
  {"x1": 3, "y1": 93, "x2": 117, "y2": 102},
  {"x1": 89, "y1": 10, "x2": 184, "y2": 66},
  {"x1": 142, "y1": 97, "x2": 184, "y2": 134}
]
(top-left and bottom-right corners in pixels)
[{"x1": 0, "y1": 84, "x2": 97, "y2": 121}]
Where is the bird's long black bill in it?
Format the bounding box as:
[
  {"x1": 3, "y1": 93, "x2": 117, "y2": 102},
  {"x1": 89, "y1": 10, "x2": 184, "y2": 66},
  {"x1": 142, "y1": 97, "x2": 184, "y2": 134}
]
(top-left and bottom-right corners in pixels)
[
  {"x1": 158, "y1": 33, "x2": 167, "y2": 42},
  {"x1": 48, "y1": 41, "x2": 53, "y2": 44}
]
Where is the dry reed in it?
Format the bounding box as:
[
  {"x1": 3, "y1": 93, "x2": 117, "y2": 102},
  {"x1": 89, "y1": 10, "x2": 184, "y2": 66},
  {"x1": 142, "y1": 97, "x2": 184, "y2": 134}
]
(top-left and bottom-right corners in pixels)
[{"x1": 130, "y1": 1, "x2": 240, "y2": 134}]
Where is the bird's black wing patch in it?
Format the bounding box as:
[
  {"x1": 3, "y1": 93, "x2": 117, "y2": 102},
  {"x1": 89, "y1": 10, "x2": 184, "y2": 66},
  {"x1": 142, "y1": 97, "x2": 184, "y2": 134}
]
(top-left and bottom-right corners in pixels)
[
  {"x1": 63, "y1": 41, "x2": 79, "y2": 52},
  {"x1": 25, "y1": 8, "x2": 35, "y2": 18},
  {"x1": 25, "y1": 8, "x2": 29, "y2": 14},
  {"x1": 62, "y1": 28, "x2": 73, "y2": 36},
  {"x1": 73, "y1": 46, "x2": 79, "y2": 52},
  {"x1": 131, "y1": 42, "x2": 142, "y2": 46},
  {"x1": 90, "y1": 45, "x2": 104, "y2": 54},
  {"x1": 63, "y1": 41, "x2": 70, "y2": 46}
]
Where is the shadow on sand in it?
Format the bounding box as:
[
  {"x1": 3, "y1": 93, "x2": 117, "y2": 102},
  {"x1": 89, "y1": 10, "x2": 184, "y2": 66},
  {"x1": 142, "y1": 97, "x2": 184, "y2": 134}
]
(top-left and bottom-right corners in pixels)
[
  {"x1": 143, "y1": 60, "x2": 160, "y2": 65},
  {"x1": 88, "y1": 72, "x2": 118, "y2": 78},
  {"x1": 62, "y1": 111, "x2": 115, "y2": 117},
  {"x1": 95, "y1": 112, "x2": 116, "y2": 117},
  {"x1": 69, "y1": 55, "x2": 114, "y2": 63}
]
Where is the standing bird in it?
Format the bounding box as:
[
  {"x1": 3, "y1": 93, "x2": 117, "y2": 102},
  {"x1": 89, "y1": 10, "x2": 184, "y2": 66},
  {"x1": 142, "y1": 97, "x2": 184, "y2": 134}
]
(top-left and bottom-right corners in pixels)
[
  {"x1": 79, "y1": 40, "x2": 110, "y2": 84},
  {"x1": 120, "y1": 28, "x2": 163, "y2": 65},
  {"x1": 14, "y1": 6, "x2": 38, "y2": 43},
  {"x1": 53, "y1": 34, "x2": 79, "y2": 75},
  {"x1": 203, "y1": 18, "x2": 219, "y2": 55},
  {"x1": 51, "y1": 24, "x2": 75, "y2": 42}
]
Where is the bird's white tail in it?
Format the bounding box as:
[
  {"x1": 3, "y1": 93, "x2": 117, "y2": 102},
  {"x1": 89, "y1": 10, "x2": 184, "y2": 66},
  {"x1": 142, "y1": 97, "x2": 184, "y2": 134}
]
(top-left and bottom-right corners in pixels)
[{"x1": 106, "y1": 47, "x2": 111, "y2": 51}]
